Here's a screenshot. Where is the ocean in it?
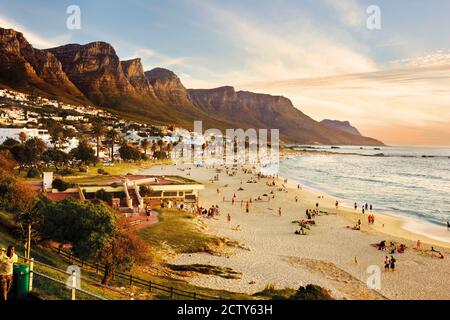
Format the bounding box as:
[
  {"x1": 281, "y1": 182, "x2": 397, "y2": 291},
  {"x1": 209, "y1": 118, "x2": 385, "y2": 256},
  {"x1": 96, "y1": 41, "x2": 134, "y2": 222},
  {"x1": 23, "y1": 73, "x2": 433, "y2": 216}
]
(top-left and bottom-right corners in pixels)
[{"x1": 264, "y1": 146, "x2": 450, "y2": 232}]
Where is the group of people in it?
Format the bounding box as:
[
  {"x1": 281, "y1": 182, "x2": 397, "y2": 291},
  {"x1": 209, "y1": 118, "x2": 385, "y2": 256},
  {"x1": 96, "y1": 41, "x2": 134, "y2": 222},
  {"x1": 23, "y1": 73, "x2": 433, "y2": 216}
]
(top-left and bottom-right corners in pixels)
[
  {"x1": 198, "y1": 205, "x2": 220, "y2": 218},
  {"x1": 305, "y1": 209, "x2": 319, "y2": 220},
  {"x1": 0, "y1": 246, "x2": 18, "y2": 301},
  {"x1": 368, "y1": 214, "x2": 375, "y2": 224},
  {"x1": 384, "y1": 255, "x2": 396, "y2": 271},
  {"x1": 354, "y1": 202, "x2": 373, "y2": 214}
]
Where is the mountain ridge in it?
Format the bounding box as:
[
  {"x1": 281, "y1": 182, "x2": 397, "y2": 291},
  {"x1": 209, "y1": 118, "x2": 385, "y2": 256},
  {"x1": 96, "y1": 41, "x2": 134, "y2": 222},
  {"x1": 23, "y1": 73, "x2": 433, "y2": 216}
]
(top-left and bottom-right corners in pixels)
[{"x1": 0, "y1": 27, "x2": 383, "y2": 146}]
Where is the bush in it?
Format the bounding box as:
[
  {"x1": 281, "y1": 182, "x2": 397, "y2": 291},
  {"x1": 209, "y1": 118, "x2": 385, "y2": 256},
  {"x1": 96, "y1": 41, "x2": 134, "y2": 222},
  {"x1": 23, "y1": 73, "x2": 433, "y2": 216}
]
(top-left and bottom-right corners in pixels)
[
  {"x1": 97, "y1": 168, "x2": 105, "y2": 174},
  {"x1": 292, "y1": 285, "x2": 333, "y2": 300},
  {"x1": 0, "y1": 172, "x2": 37, "y2": 213},
  {"x1": 58, "y1": 168, "x2": 75, "y2": 176},
  {"x1": 52, "y1": 178, "x2": 72, "y2": 192},
  {"x1": 78, "y1": 166, "x2": 88, "y2": 173},
  {"x1": 27, "y1": 168, "x2": 41, "y2": 178},
  {"x1": 95, "y1": 189, "x2": 113, "y2": 203}
]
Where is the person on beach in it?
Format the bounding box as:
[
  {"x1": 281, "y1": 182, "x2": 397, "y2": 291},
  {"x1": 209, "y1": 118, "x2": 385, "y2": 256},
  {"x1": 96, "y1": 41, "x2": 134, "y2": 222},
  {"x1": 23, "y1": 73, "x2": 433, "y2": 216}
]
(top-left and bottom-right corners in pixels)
[
  {"x1": 0, "y1": 245, "x2": 18, "y2": 300},
  {"x1": 227, "y1": 213, "x2": 231, "y2": 224},
  {"x1": 447, "y1": 221, "x2": 450, "y2": 231},
  {"x1": 295, "y1": 196, "x2": 299, "y2": 203},
  {"x1": 390, "y1": 256, "x2": 396, "y2": 271},
  {"x1": 384, "y1": 256, "x2": 390, "y2": 271},
  {"x1": 370, "y1": 204, "x2": 373, "y2": 211},
  {"x1": 362, "y1": 208, "x2": 365, "y2": 214},
  {"x1": 246, "y1": 201, "x2": 249, "y2": 213},
  {"x1": 365, "y1": 203, "x2": 368, "y2": 210},
  {"x1": 354, "y1": 202, "x2": 357, "y2": 210},
  {"x1": 416, "y1": 240, "x2": 421, "y2": 250},
  {"x1": 278, "y1": 208, "x2": 282, "y2": 217},
  {"x1": 316, "y1": 202, "x2": 319, "y2": 211},
  {"x1": 335, "y1": 201, "x2": 339, "y2": 209}
]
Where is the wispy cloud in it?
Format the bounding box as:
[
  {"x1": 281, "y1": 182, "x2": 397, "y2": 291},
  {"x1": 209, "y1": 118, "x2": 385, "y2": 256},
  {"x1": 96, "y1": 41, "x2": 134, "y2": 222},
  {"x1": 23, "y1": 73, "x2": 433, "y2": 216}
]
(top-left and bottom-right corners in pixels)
[
  {"x1": 190, "y1": 0, "x2": 377, "y2": 84},
  {"x1": 0, "y1": 15, "x2": 71, "y2": 48},
  {"x1": 243, "y1": 63, "x2": 450, "y2": 146},
  {"x1": 323, "y1": 0, "x2": 366, "y2": 28}
]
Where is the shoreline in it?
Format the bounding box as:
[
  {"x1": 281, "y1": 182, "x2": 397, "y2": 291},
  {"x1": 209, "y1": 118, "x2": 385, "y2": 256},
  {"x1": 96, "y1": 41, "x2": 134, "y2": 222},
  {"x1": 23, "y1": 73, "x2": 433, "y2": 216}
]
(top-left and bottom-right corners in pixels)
[
  {"x1": 271, "y1": 171, "x2": 450, "y2": 247},
  {"x1": 262, "y1": 154, "x2": 450, "y2": 246},
  {"x1": 139, "y1": 161, "x2": 450, "y2": 299}
]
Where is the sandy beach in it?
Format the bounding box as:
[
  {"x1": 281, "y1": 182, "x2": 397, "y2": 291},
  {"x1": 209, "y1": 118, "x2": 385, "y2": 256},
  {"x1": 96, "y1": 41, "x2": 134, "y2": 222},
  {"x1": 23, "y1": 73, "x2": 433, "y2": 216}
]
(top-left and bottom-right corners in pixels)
[{"x1": 141, "y1": 161, "x2": 450, "y2": 300}]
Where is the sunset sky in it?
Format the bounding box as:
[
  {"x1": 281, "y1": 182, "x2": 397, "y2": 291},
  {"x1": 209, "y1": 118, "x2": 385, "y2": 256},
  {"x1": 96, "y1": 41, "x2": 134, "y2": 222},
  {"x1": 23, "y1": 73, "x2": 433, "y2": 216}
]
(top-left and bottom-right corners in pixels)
[{"x1": 1, "y1": 0, "x2": 449, "y2": 146}]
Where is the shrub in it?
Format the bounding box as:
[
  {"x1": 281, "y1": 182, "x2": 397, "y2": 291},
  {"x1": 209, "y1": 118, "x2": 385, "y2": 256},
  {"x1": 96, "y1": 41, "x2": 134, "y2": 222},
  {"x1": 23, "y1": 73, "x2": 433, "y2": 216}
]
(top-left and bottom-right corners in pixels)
[
  {"x1": 97, "y1": 168, "x2": 105, "y2": 174},
  {"x1": 52, "y1": 178, "x2": 72, "y2": 192},
  {"x1": 27, "y1": 168, "x2": 41, "y2": 178},
  {"x1": 0, "y1": 172, "x2": 37, "y2": 213},
  {"x1": 292, "y1": 284, "x2": 334, "y2": 300},
  {"x1": 95, "y1": 189, "x2": 113, "y2": 203},
  {"x1": 58, "y1": 168, "x2": 75, "y2": 176},
  {"x1": 78, "y1": 166, "x2": 88, "y2": 173}
]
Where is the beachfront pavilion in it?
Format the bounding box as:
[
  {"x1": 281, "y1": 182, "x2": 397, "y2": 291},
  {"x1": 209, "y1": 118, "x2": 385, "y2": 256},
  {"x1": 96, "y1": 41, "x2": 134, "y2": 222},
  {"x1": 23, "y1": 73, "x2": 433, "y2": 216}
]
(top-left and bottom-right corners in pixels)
[{"x1": 43, "y1": 174, "x2": 204, "y2": 214}]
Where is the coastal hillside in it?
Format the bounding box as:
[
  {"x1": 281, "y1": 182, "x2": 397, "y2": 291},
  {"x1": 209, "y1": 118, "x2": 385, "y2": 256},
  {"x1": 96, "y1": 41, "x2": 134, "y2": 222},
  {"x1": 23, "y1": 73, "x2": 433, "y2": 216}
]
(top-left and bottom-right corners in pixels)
[
  {"x1": 0, "y1": 27, "x2": 383, "y2": 145},
  {"x1": 320, "y1": 120, "x2": 362, "y2": 136}
]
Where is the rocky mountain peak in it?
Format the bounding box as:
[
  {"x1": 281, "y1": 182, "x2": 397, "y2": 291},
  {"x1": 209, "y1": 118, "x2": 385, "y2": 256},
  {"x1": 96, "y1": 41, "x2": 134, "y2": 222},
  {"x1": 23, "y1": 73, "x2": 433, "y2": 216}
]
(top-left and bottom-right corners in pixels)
[
  {"x1": 320, "y1": 119, "x2": 362, "y2": 136},
  {"x1": 144, "y1": 67, "x2": 192, "y2": 106}
]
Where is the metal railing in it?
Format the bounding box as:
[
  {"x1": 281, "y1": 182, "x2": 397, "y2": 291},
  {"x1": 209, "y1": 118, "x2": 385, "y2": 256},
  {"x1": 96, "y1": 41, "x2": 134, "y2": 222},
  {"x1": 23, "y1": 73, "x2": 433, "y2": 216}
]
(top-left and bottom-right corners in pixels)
[
  {"x1": 18, "y1": 255, "x2": 137, "y2": 300},
  {"x1": 52, "y1": 248, "x2": 222, "y2": 300}
]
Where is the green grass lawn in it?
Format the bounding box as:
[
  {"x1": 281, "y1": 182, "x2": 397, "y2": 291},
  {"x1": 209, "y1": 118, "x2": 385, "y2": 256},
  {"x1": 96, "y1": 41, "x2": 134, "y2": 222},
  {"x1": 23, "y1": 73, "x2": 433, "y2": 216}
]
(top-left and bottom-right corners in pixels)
[{"x1": 139, "y1": 208, "x2": 222, "y2": 257}]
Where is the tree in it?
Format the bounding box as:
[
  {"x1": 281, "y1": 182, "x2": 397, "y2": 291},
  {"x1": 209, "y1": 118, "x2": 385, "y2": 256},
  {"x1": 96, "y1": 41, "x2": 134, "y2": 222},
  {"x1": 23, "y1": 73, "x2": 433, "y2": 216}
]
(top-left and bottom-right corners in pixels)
[
  {"x1": 43, "y1": 148, "x2": 69, "y2": 170},
  {"x1": 1, "y1": 138, "x2": 20, "y2": 149},
  {"x1": 48, "y1": 122, "x2": 67, "y2": 150},
  {"x1": 150, "y1": 142, "x2": 157, "y2": 156},
  {"x1": 19, "y1": 132, "x2": 27, "y2": 144},
  {"x1": 119, "y1": 144, "x2": 141, "y2": 161},
  {"x1": 91, "y1": 123, "x2": 106, "y2": 164},
  {"x1": 24, "y1": 137, "x2": 47, "y2": 167},
  {"x1": 140, "y1": 139, "x2": 149, "y2": 157},
  {"x1": 0, "y1": 150, "x2": 17, "y2": 172},
  {"x1": 70, "y1": 139, "x2": 95, "y2": 164},
  {"x1": 37, "y1": 199, "x2": 149, "y2": 284},
  {"x1": 0, "y1": 171, "x2": 37, "y2": 214},
  {"x1": 106, "y1": 129, "x2": 119, "y2": 163}
]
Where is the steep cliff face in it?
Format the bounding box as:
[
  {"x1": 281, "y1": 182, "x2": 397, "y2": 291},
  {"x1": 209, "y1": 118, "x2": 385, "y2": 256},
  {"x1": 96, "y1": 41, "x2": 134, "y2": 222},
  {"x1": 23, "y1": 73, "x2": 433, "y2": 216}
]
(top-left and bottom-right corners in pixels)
[
  {"x1": 145, "y1": 68, "x2": 193, "y2": 107},
  {"x1": 189, "y1": 86, "x2": 384, "y2": 145},
  {"x1": 121, "y1": 58, "x2": 157, "y2": 98},
  {"x1": 46, "y1": 42, "x2": 137, "y2": 107},
  {"x1": 320, "y1": 119, "x2": 362, "y2": 136},
  {"x1": 0, "y1": 27, "x2": 86, "y2": 102}
]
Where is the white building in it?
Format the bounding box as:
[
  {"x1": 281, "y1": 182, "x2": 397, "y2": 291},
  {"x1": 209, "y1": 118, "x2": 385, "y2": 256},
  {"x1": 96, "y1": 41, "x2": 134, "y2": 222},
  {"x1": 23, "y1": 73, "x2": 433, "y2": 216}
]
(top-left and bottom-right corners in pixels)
[{"x1": 0, "y1": 128, "x2": 51, "y2": 145}]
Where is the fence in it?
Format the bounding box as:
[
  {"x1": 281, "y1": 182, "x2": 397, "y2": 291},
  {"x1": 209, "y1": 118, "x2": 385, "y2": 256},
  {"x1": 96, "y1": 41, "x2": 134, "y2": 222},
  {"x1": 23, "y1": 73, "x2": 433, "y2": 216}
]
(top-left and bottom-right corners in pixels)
[
  {"x1": 18, "y1": 255, "x2": 137, "y2": 300},
  {"x1": 52, "y1": 248, "x2": 222, "y2": 300}
]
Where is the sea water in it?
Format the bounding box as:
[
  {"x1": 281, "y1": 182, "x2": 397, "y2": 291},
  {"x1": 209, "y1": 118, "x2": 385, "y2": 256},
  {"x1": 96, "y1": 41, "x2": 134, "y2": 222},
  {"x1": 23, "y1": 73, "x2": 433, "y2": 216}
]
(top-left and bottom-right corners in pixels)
[{"x1": 265, "y1": 146, "x2": 450, "y2": 235}]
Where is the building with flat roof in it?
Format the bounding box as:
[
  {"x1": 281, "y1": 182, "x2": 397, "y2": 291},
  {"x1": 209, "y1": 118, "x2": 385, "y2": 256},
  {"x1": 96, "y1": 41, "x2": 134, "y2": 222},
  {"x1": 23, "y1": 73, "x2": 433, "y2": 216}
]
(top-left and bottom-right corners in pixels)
[{"x1": 43, "y1": 174, "x2": 204, "y2": 214}]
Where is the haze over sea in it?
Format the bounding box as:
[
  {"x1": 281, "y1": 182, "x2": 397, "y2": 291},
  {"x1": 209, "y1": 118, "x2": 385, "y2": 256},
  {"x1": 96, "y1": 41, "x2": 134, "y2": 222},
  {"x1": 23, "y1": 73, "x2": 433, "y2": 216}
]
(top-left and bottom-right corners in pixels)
[{"x1": 266, "y1": 146, "x2": 450, "y2": 239}]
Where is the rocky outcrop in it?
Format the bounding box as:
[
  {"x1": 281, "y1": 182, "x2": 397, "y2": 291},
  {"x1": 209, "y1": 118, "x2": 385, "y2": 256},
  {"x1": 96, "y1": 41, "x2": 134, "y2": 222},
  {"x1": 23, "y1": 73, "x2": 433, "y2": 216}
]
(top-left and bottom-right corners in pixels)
[
  {"x1": 121, "y1": 58, "x2": 156, "y2": 98},
  {"x1": 0, "y1": 27, "x2": 86, "y2": 102},
  {"x1": 45, "y1": 42, "x2": 138, "y2": 107},
  {"x1": 145, "y1": 68, "x2": 193, "y2": 107},
  {"x1": 320, "y1": 119, "x2": 361, "y2": 136}
]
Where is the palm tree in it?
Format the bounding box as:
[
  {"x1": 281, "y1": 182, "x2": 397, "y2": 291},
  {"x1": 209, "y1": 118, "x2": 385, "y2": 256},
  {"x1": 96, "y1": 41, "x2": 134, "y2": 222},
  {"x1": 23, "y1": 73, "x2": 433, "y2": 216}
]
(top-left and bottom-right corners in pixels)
[
  {"x1": 140, "y1": 139, "x2": 149, "y2": 156},
  {"x1": 91, "y1": 123, "x2": 106, "y2": 163},
  {"x1": 106, "y1": 129, "x2": 119, "y2": 163},
  {"x1": 19, "y1": 131, "x2": 27, "y2": 144}
]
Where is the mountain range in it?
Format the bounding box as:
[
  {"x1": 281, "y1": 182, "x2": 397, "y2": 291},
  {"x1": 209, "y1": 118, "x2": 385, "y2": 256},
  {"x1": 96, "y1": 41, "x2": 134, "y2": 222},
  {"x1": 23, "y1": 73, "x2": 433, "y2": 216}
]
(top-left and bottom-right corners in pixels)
[{"x1": 0, "y1": 27, "x2": 383, "y2": 146}]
